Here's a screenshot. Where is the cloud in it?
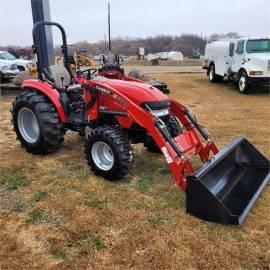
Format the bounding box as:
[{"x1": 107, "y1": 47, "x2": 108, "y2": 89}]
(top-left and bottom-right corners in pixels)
[{"x1": 0, "y1": 0, "x2": 269, "y2": 46}]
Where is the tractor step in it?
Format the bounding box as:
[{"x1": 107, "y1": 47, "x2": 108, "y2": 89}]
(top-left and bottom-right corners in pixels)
[{"x1": 186, "y1": 137, "x2": 270, "y2": 225}]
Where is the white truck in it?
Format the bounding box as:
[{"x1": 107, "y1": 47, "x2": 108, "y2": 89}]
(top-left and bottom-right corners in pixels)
[
  {"x1": 203, "y1": 37, "x2": 270, "y2": 94},
  {"x1": 0, "y1": 51, "x2": 35, "y2": 72},
  {"x1": 0, "y1": 62, "x2": 19, "y2": 84}
]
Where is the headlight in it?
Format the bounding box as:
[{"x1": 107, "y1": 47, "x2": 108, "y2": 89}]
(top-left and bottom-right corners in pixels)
[
  {"x1": 10, "y1": 64, "x2": 17, "y2": 70},
  {"x1": 152, "y1": 108, "x2": 169, "y2": 117},
  {"x1": 249, "y1": 71, "x2": 263, "y2": 76},
  {"x1": 1, "y1": 65, "x2": 10, "y2": 70}
]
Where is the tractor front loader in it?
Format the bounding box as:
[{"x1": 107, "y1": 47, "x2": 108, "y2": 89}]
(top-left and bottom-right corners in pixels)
[{"x1": 11, "y1": 22, "x2": 269, "y2": 225}]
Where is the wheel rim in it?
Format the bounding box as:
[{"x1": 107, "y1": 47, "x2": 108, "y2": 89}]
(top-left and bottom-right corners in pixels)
[
  {"x1": 17, "y1": 107, "x2": 40, "y2": 143},
  {"x1": 209, "y1": 67, "x2": 214, "y2": 81},
  {"x1": 91, "y1": 141, "x2": 114, "y2": 171},
  {"x1": 239, "y1": 76, "x2": 246, "y2": 91}
]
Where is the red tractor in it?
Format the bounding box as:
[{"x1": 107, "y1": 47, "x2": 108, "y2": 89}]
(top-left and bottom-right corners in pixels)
[
  {"x1": 77, "y1": 53, "x2": 170, "y2": 94},
  {"x1": 11, "y1": 22, "x2": 269, "y2": 225}
]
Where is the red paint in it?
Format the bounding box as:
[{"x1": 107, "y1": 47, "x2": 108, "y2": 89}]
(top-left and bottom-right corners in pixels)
[
  {"x1": 23, "y1": 76, "x2": 219, "y2": 192},
  {"x1": 22, "y1": 79, "x2": 67, "y2": 122}
]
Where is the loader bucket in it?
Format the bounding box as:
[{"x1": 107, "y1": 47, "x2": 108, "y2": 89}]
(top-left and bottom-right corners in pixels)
[{"x1": 186, "y1": 137, "x2": 270, "y2": 225}]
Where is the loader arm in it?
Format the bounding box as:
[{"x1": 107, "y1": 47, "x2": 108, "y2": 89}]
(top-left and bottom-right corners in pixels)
[{"x1": 91, "y1": 80, "x2": 219, "y2": 191}]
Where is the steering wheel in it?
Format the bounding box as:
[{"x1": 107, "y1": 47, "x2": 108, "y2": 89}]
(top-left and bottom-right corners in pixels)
[
  {"x1": 118, "y1": 55, "x2": 124, "y2": 65},
  {"x1": 77, "y1": 68, "x2": 97, "y2": 80}
]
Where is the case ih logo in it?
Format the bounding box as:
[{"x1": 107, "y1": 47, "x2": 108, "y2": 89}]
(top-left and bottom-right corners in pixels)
[
  {"x1": 96, "y1": 85, "x2": 111, "y2": 95},
  {"x1": 96, "y1": 85, "x2": 128, "y2": 105}
]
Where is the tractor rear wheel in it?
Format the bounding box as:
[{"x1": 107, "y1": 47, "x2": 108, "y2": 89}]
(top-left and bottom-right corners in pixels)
[
  {"x1": 11, "y1": 90, "x2": 65, "y2": 154},
  {"x1": 144, "y1": 114, "x2": 181, "y2": 153},
  {"x1": 85, "y1": 125, "x2": 134, "y2": 180}
]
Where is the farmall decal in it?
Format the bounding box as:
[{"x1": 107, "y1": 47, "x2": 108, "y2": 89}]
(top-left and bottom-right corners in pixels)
[{"x1": 113, "y1": 94, "x2": 128, "y2": 106}]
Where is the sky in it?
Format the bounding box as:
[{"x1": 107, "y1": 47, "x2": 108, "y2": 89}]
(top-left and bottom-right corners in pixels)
[{"x1": 0, "y1": 0, "x2": 269, "y2": 46}]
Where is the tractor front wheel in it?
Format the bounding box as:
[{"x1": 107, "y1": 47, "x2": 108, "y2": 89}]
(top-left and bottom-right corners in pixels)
[
  {"x1": 11, "y1": 90, "x2": 65, "y2": 154},
  {"x1": 85, "y1": 125, "x2": 134, "y2": 180}
]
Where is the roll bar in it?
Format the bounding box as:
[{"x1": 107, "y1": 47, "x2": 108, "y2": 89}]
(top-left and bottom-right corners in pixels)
[{"x1": 32, "y1": 21, "x2": 72, "y2": 80}]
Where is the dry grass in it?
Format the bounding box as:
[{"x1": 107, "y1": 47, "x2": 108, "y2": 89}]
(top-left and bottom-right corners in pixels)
[{"x1": 0, "y1": 74, "x2": 269, "y2": 270}]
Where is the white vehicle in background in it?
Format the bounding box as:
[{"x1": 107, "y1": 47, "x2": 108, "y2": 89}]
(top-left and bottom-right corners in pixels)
[
  {"x1": 203, "y1": 37, "x2": 270, "y2": 94},
  {"x1": 0, "y1": 62, "x2": 19, "y2": 83},
  {"x1": 0, "y1": 51, "x2": 36, "y2": 72}
]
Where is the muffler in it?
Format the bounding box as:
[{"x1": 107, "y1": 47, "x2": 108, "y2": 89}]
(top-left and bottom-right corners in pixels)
[{"x1": 186, "y1": 137, "x2": 270, "y2": 225}]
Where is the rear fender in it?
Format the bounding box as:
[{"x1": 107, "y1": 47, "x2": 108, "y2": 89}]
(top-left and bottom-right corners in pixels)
[{"x1": 22, "y1": 79, "x2": 67, "y2": 123}]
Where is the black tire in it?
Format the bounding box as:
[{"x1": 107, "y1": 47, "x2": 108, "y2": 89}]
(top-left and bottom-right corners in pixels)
[
  {"x1": 85, "y1": 125, "x2": 134, "y2": 180},
  {"x1": 85, "y1": 60, "x2": 90, "y2": 66},
  {"x1": 208, "y1": 64, "x2": 223, "y2": 83},
  {"x1": 237, "y1": 70, "x2": 250, "y2": 94},
  {"x1": 144, "y1": 114, "x2": 181, "y2": 153},
  {"x1": 0, "y1": 71, "x2": 4, "y2": 83},
  {"x1": 17, "y1": 66, "x2": 25, "y2": 72},
  {"x1": 11, "y1": 90, "x2": 65, "y2": 154},
  {"x1": 144, "y1": 136, "x2": 160, "y2": 153},
  {"x1": 167, "y1": 115, "x2": 182, "y2": 137},
  {"x1": 78, "y1": 60, "x2": 84, "y2": 66}
]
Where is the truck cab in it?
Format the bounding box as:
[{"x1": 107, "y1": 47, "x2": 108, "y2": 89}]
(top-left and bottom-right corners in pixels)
[{"x1": 203, "y1": 37, "x2": 270, "y2": 94}]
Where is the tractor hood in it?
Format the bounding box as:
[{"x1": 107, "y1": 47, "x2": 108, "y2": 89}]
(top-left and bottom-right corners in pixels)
[{"x1": 102, "y1": 79, "x2": 168, "y2": 106}]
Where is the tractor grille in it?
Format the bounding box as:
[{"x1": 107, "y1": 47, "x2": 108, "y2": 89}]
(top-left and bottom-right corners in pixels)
[
  {"x1": 142, "y1": 99, "x2": 170, "y2": 122},
  {"x1": 141, "y1": 99, "x2": 170, "y2": 111}
]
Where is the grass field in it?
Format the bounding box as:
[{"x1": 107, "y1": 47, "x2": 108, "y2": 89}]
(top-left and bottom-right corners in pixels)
[{"x1": 0, "y1": 73, "x2": 269, "y2": 270}]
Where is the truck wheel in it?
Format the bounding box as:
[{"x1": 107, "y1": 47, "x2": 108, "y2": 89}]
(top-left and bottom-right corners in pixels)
[
  {"x1": 0, "y1": 72, "x2": 4, "y2": 83},
  {"x1": 208, "y1": 65, "x2": 223, "y2": 83},
  {"x1": 238, "y1": 71, "x2": 250, "y2": 94},
  {"x1": 85, "y1": 125, "x2": 134, "y2": 180},
  {"x1": 17, "y1": 66, "x2": 25, "y2": 72},
  {"x1": 85, "y1": 60, "x2": 90, "y2": 66},
  {"x1": 144, "y1": 114, "x2": 181, "y2": 153},
  {"x1": 11, "y1": 90, "x2": 65, "y2": 154}
]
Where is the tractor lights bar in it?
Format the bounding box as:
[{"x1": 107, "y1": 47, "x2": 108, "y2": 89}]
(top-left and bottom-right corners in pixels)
[{"x1": 151, "y1": 108, "x2": 170, "y2": 117}]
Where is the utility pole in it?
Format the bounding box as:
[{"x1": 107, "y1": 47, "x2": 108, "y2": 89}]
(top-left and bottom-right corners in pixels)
[
  {"x1": 104, "y1": 33, "x2": 107, "y2": 53},
  {"x1": 108, "y1": 2, "x2": 111, "y2": 52},
  {"x1": 31, "y1": 0, "x2": 54, "y2": 70},
  {"x1": 200, "y1": 32, "x2": 203, "y2": 56}
]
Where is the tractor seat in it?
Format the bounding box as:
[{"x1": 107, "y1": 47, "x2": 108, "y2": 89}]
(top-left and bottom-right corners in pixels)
[{"x1": 49, "y1": 63, "x2": 82, "y2": 91}]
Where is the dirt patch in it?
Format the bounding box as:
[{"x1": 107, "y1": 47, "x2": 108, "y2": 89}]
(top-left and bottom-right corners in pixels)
[{"x1": 0, "y1": 74, "x2": 269, "y2": 270}]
